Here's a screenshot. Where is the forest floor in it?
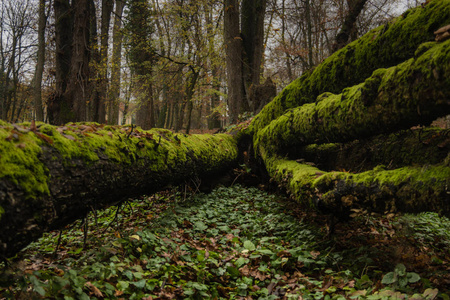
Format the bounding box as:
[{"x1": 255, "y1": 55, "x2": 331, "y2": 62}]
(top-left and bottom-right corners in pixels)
[{"x1": 0, "y1": 184, "x2": 449, "y2": 299}]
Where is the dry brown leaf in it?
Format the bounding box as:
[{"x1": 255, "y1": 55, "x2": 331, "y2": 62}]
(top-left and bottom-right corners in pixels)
[{"x1": 85, "y1": 281, "x2": 103, "y2": 297}]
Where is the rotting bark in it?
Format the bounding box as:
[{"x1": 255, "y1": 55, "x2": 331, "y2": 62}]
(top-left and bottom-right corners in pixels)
[
  {"x1": 248, "y1": 0, "x2": 450, "y2": 134},
  {"x1": 0, "y1": 122, "x2": 238, "y2": 257}
]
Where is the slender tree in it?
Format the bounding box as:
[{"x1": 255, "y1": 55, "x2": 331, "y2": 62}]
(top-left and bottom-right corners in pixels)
[
  {"x1": 109, "y1": 0, "x2": 125, "y2": 125},
  {"x1": 33, "y1": 0, "x2": 47, "y2": 122}
]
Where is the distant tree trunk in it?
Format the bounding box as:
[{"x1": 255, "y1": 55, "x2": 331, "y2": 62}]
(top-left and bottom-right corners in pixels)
[
  {"x1": 305, "y1": 0, "x2": 314, "y2": 68},
  {"x1": 109, "y1": 0, "x2": 125, "y2": 125},
  {"x1": 135, "y1": 81, "x2": 155, "y2": 130},
  {"x1": 50, "y1": 0, "x2": 73, "y2": 124},
  {"x1": 62, "y1": 0, "x2": 91, "y2": 122},
  {"x1": 332, "y1": 0, "x2": 368, "y2": 52},
  {"x1": 93, "y1": 0, "x2": 113, "y2": 124},
  {"x1": 185, "y1": 67, "x2": 200, "y2": 134},
  {"x1": 33, "y1": 0, "x2": 47, "y2": 122},
  {"x1": 241, "y1": 0, "x2": 266, "y2": 111},
  {"x1": 224, "y1": 0, "x2": 243, "y2": 124},
  {"x1": 88, "y1": 0, "x2": 99, "y2": 122},
  {"x1": 128, "y1": 0, "x2": 155, "y2": 129}
]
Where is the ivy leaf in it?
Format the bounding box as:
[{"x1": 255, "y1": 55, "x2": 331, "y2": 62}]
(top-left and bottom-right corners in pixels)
[
  {"x1": 132, "y1": 279, "x2": 147, "y2": 289},
  {"x1": 243, "y1": 240, "x2": 256, "y2": 251},
  {"x1": 194, "y1": 221, "x2": 208, "y2": 231},
  {"x1": 407, "y1": 272, "x2": 421, "y2": 283},
  {"x1": 381, "y1": 272, "x2": 396, "y2": 285}
]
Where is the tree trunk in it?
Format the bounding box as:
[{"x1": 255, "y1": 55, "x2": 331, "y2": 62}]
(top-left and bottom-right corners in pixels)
[
  {"x1": 109, "y1": 0, "x2": 125, "y2": 125},
  {"x1": 0, "y1": 122, "x2": 238, "y2": 257},
  {"x1": 332, "y1": 0, "x2": 368, "y2": 53},
  {"x1": 241, "y1": 0, "x2": 266, "y2": 110},
  {"x1": 95, "y1": 0, "x2": 114, "y2": 124},
  {"x1": 62, "y1": 0, "x2": 91, "y2": 123},
  {"x1": 252, "y1": 39, "x2": 450, "y2": 218},
  {"x1": 33, "y1": 0, "x2": 47, "y2": 122},
  {"x1": 224, "y1": 0, "x2": 244, "y2": 124},
  {"x1": 185, "y1": 68, "x2": 200, "y2": 134},
  {"x1": 49, "y1": 0, "x2": 73, "y2": 125},
  {"x1": 135, "y1": 81, "x2": 155, "y2": 130}
]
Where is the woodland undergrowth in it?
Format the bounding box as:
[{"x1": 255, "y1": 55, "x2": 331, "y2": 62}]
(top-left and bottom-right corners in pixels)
[{"x1": 0, "y1": 185, "x2": 449, "y2": 299}]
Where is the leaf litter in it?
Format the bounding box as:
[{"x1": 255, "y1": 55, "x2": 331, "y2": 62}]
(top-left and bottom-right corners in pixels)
[{"x1": 0, "y1": 185, "x2": 449, "y2": 299}]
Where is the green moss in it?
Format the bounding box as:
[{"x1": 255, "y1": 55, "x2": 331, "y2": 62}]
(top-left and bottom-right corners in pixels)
[
  {"x1": 0, "y1": 127, "x2": 49, "y2": 198},
  {"x1": 264, "y1": 150, "x2": 450, "y2": 213},
  {"x1": 255, "y1": 39, "x2": 450, "y2": 155},
  {"x1": 249, "y1": 0, "x2": 450, "y2": 135},
  {"x1": 0, "y1": 122, "x2": 239, "y2": 201}
]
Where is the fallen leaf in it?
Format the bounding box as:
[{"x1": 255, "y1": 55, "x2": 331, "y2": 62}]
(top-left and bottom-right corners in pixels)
[{"x1": 85, "y1": 282, "x2": 103, "y2": 297}]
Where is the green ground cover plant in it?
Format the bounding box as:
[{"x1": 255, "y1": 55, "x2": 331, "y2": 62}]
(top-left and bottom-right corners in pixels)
[{"x1": 0, "y1": 185, "x2": 449, "y2": 299}]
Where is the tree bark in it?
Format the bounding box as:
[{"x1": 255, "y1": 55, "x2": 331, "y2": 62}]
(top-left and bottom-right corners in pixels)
[
  {"x1": 241, "y1": 0, "x2": 266, "y2": 110},
  {"x1": 33, "y1": 0, "x2": 47, "y2": 122},
  {"x1": 49, "y1": 0, "x2": 73, "y2": 125},
  {"x1": 332, "y1": 0, "x2": 368, "y2": 53},
  {"x1": 0, "y1": 122, "x2": 238, "y2": 257},
  {"x1": 95, "y1": 0, "x2": 114, "y2": 124},
  {"x1": 224, "y1": 0, "x2": 244, "y2": 124},
  {"x1": 109, "y1": 0, "x2": 125, "y2": 125},
  {"x1": 62, "y1": 0, "x2": 91, "y2": 123}
]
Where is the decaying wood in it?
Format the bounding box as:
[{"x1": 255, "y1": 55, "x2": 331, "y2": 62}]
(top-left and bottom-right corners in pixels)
[{"x1": 435, "y1": 24, "x2": 450, "y2": 42}]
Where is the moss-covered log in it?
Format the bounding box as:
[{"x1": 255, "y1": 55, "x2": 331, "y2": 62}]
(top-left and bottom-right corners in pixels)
[
  {"x1": 0, "y1": 122, "x2": 238, "y2": 257},
  {"x1": 255, "y1": 39, "x2": 450, "y2": 155},
  {"x1": 248, "y1": 0, "x2": 450, "y2": 134},
  {"x1": 288, "y1": 128, "x2": 450, "y2": 173},
  {"x1": 266, "y1": 155, "x2": 450, "y2": 218}
]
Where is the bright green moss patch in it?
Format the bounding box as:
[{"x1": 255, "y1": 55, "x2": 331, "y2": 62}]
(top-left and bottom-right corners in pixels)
[
  {"x1": 255, "y1": 39, "x2": 450, "y2": 155},
  {"x1": 0, "y1": 127, "x2": 49, "y2": 198}
]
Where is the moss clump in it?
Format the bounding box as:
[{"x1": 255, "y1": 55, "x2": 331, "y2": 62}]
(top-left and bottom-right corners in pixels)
[
  {"x1": 0, "y1": 127, "x2": 50, "y2": 198},
  {"x1": 249, "y1": 0, "x2": 450, "y2": 134}
]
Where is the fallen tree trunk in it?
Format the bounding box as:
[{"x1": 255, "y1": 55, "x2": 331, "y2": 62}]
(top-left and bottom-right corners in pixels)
[
  {"x1": 255, "y1": 39, "x2": 450, "y2": 156},
  {"x1": 267, "y1": 156, "x2": 450, "y2": 218},
  {"x1": 251, "y1": 38, "x2": 450, "y2": 218},
  {"x1": 247, "y1": 0, "x2": 450, "y2": 134},
  {"x1": 0, "y1": 122, "x2": 238, "y2": 257}
]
